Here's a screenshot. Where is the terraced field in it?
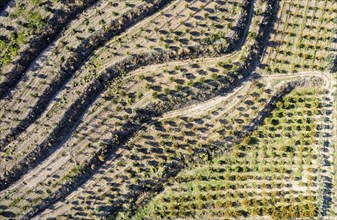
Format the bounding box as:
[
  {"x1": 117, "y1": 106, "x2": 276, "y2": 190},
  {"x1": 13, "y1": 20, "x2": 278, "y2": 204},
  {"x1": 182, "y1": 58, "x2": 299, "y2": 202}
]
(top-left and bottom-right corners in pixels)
[{"x1": 0, "y1": 0, "x2": 336, "y2": 219}]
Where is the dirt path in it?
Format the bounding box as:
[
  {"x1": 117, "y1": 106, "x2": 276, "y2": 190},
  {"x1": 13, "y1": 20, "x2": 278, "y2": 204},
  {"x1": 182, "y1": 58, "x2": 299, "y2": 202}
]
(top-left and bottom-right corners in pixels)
[
  {"x1": 160, "y1": 76, "x2": 253, "y2": 119},
  {"x1": 261, "y1": 72, "x2": 332, "y2": 89},
  {"x1": 161, "y1": 72, "x2": 332, "y2": 120}
]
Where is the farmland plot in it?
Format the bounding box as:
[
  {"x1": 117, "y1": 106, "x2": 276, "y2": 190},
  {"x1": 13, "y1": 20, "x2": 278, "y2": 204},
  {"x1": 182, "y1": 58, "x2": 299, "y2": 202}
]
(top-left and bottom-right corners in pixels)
[{"x1": 0, "y1": 0, "x2": 337, "y2": 219}]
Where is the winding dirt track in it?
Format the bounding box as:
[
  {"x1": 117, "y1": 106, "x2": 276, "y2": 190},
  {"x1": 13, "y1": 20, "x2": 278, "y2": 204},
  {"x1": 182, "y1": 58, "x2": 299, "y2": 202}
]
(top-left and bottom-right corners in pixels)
[{"x1": 161, "y1": 72, "x2": 333, "y2": 120}]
